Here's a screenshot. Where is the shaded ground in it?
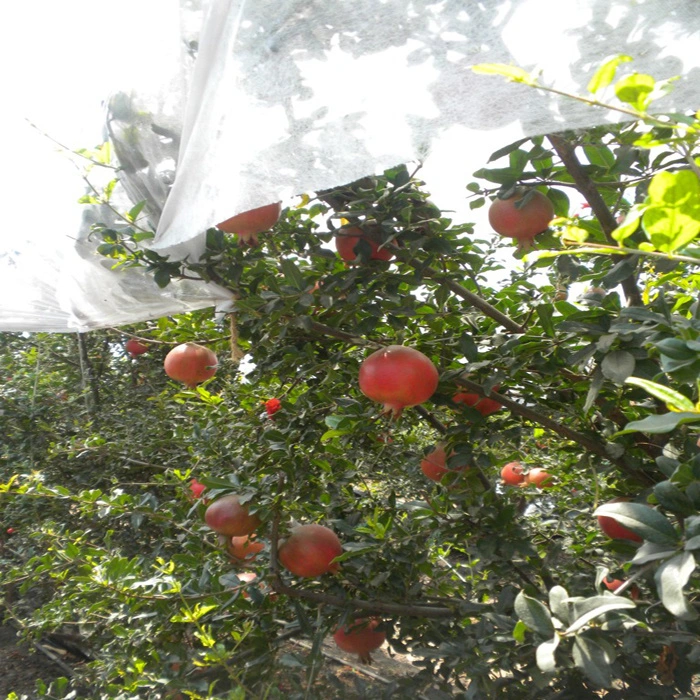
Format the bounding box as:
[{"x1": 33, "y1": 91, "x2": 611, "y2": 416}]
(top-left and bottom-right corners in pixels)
[{"x1": 0, "y1": 623, "x2": 68, "y2": 699}]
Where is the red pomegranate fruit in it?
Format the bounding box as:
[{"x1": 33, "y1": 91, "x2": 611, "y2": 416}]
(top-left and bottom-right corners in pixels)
[
  {"x1": 359, "y1": 345, "x2": 439, "y2": 418},
  {"x1": 420, "y1": 444, "x2": 468, "y2": 483},
  {"x1": 453, "y1": 391, "x2": 503, "y2": 417},
  {"x1": 189, "y1": 478, "x2": 207, "y2": 500},
  {"x1": 164, "y1": 343, "x2": 217, "y2": 388},
  {"x1": 488, "y1": 189, "x2": 554, "y2": 249},
  {"x1": 602, "y1": 576, "x2": 640, "y2": 600},
  {"x1": 526, "y1": 468, "x2": 554, "y2": 489},
  {"x1": 125, "y1": 338, "x2": 148, "y2": 357},
  {"x1": 204, "y1": 495, "x2": 261, "y2": 537},
  {"x1": 597, "y1": 499, "x2": 644, "y2": 543},
  {"x1": 217, "y1": 202, "x2": 282, "y2": 246},
  {"x1": 278, "y1": 524, "x2": 343, "y2": 578},
  {"x1": 332, "y1": 618, "x2": 386, "y2": 664},
  {"x1": 500, "y1": 461, "x2": 525, "y2": 486},
  {"x1": 335, "y1": 227, "x2": 394, "y2": 263},
  {"x1": 228, "y1": 535, "x2": 264, "y2": 562}
]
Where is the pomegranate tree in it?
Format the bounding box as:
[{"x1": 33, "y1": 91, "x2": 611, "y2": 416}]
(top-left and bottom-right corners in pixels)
[
  {"x1": 278, "y1": 524, "x2": 343, "y2": 578},
  {"x1": 488, "y1": 188, "x2": 554, "y2": 249},
  {"x1": 216, "y1": 202, "x2": 282, "y2": 246},
  {"x1": 332, "y1": 618, "x2": 386, "y2": 663},
  {"x1": 164, "y1": 343, "x2": 217, "y2": 388},
  {"x1": 204, "y1": 495, "x2": 261, "y2": 537},
  {"x1": 335, "y1": 227, "x2": 394, "y2": 262},
  {"x1": 359, "y1": 345, "x2": 439, "y2": 418}
]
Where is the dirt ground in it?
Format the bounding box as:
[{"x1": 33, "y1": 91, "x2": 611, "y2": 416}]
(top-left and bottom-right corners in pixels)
[
  {"x1": 0, "y1": 622, "x2": 439, "y2": 700},
  {"x1": 0, "y1": 623, "x2": 69, "y2": 698}
]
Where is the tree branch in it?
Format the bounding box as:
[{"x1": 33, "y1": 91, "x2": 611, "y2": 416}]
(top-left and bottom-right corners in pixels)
[{"x1": 547, "y1": 134, "x2": 643, "y2": 307}]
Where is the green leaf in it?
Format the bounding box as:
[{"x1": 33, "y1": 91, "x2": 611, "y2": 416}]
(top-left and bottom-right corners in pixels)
[
  {"x1": 655, "y1": 551, "x2": 698, "y2": 620},
  {"x1": 514, "y1": 591, "x2": 555, "y2": 637},
  {"x1": 512, "y1": 619, "x2": 527, "y2": 643},
  {"x1": 536, "y1": 636, "x2": 560, "y2": 674},
  {"x1": 280, "y1": 258, "x2": 305, "y2": 290},
  {"x1": 127, "y1": 200, "x2": 147, "y2": 222},
  {"x1": 631, "y1": 541, "x2": 676, "y2": 565},
  {"x1": 611, "y1": 207, "x2": 644, "y2": 244},
  {"x1": 472, "y1": 64, "x2": 536, "y2": 85},
  {"x1": 601, "y1": 351, "x2": 635, "y2": 385},
  {"x1": 593, "y1": 502, "x2": 678, "y2": 545},
  {"x1": 548, "y1": 586, "x2": 570, "y2": 625},
  {"x1": 583, "y1": 366, "x2": 604, "y2": 415},
  {"x1": 536, "y1": 304, "x2": 555, "y2": 337},
  {"x1": 643, "y1": 170, "x2": 700, "y2": 252},
  {"x1": 573, "y1": 635, "x2": 614, "y2": 688},
  {"x1": 624, "y1": 377, "x2": 696, "y2": 412},
  {"x1": 614, "y1": 411, "x2": 700, "y2": 436},
  {"x1": 565, "y1": 596, "x2": 637, "y2": 635},
  {"x1": 653, "y1": 481, "x2": 697, "y2": 517},
  {"x1": 614, "y1": 73, "x2": 656, "y2": 111},
  {"x1": 587, "y1": 55, "x2": 633, "y2": 94}
]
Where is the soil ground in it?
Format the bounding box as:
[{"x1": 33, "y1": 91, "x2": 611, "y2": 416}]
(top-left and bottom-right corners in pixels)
[{"x1": 0, "y1": 621, "x2": 437, "y2": 700}]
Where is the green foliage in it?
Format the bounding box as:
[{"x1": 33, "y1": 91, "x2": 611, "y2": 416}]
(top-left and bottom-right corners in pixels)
[{"x1": 2, "y1": 61, "x2": 700, "y2": 699}]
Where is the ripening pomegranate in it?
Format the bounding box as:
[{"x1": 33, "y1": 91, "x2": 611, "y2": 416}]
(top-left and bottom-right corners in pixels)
[
  {"x1": 278, "y1": 524, "x2": 343, "y2": 578},
  {"x1": 125, "y1": 338, "x2": 148, "y2": 357},
  {"x1": 359, "y1": 345, "x2": 439, "y2": 418},
  {"x1": 453, "y1": 391, "x2": 503, "y2": 417},
  {"x1": 217, "y1": 202, "x2": 282, "y2": 246},
  {"x1": 189, "y1": 478, "x2": 207, "y2": 500},
  {"x1": 597, "y1": 498, "x2": 643, "y2": 543},
  {"x1": 420, "y1": 444, "x2": 468, "y2": 483},
  {"x1": 333, "y1": 618, "x2": 386, "y2": 664},
  {"x1": 204, "y1": 495, "x2": 261, "y2": 537},
  {"x1": 526, "y1": 468, "x2": 554, "y2": 489},
  {"x1": 335, "y1": 227, "x2": 394, "y2": 262},
  {"x1": 164, "y1": 343, "x2": 217, "y2": 388},
  {"x1": 500, "y1": 461, "x2": 525, "y2": 486},
  {"x1": 228, "y1": 535, "x2": 264, "y2": 562},
  {"x1": 602, "y1": 576, "x2": 640, "y2": 600},
  {"x1": 488, "y1": 189, "x2": 554, "y2": 249}
]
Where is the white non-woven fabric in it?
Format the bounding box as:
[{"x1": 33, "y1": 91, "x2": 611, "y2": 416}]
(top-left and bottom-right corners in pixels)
[{"x1": 3, "y1": 0, "x2": 700, "y2": 332}]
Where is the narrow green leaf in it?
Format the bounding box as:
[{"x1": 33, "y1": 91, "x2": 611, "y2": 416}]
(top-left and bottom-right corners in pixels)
[
  {"x1": 583, "y1": 366, "x2": 604, "y2": 415},
  {"x1": 127, "y1": 200, "x2": 147, "y2": 222},
  {"x1": 624, "y1": 377, "x2": 695, "y2": 412},
  {"x1": 593, "y1": 502, "x2": 678, "y2": 545},
  {"x1": 614, "y1": 411, "x2": 700, "y2": 436},
  {"x1": 565, "y1": 596, "x2": 636, "y2": 635},
  {"x1": 514, "y1": 591, "x2": 555, "y2": 637},
  {"x1": 655, "y1": 551, "x2": 698, "y2": 620},
  {"x1": 280, "y1": 258, "x2": 305, "y2": 290},
  {"x1": 631, "y1": 541, "x2": 676, "y2": 565},
  {"x1": 472, "y1": 63, "x2": 536, "y2": 85},
  {"x1": 587, "y1": 55, "x2": 633, "y2": 94}
]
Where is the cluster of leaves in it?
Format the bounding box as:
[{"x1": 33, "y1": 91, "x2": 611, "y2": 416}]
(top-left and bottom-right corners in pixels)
[{"x1": 1, "y1": 61, "x2": 700, "y2": 699}]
